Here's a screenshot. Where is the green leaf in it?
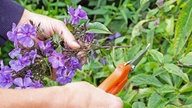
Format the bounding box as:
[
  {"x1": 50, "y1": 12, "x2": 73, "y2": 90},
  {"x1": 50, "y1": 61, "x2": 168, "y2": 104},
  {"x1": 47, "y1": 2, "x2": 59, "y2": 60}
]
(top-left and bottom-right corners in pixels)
[
  {"x1": 179, "y1": 52, "x2": 192, "y2": 66},
  {"x1": 157, "y1": 85, "x2": 176, "y2": 95},
  {"x1": 165, "y1": 16, "x2": 174, "y2": 36},
  {"x1": 135, "y1": 88, "x2": 154, "y2": 99},
  {"x1": 115, "y1": 37, "x2": 126, "y2": 44},
  {"x1": 181, "y1": 104, "x2": 192, "y2": 108},
  {"x1": 123, "y1": 102, "x2": 132, "y2": 108},
  {"x1": 148, "y1": 93, "x2": 167, "y2": 108},
  {"x1": 173, "y1": 0, "x2": 192, "y2": 56},
  {"x1": 86, "y1": 22, "x2": 112, "y2": 34},
  {"x1": 129, "y1": 74, "x2": 163, "y2": 87},
  {"x1": 180, "y1": 83, "x2": 192, "y2": 93},
  {"x1": 132, "y1": 102, "x2": 145, "y2": 108},
  {"x1": 120, "y1": 8, "x2": 128, "y2": 24},
  {"x1": 149, "y1": 49, "x2": 164, "y2": 63},
  {"x1": 146, "y1": 8, "x2": 159, "y2": 19},
  {"x1": 164, "y1": 64, "x2": 189, "y2": 83},
  {"x1": 131, "y1": 19, "x2": 149, "y2": 41}
]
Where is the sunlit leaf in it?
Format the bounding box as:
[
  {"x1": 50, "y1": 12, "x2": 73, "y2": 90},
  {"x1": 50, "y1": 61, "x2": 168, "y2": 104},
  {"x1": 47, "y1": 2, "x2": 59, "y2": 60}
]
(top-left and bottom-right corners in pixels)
[
  {"x1": 179, "y1": 52, "x2": 192, "y2": 66},
  {"x1": 132, "y1": 102, "x2": 145, "y2": 108},
  {"x1": 148, "y1": 93, "x2": 167, "y2": 108},
  {"x1": 86, "y1": 22, "x2": 112, "y2": 34},
  {"x1": 129, "y1": 74, "x2": 163, "y2": 87},
  {"x1": 131, "y1": 20, "x2": 149, "y2": 41},
  {"x1": 164, "y1": 64, "x2": 189, "y2": 83},
  {"x1": 180, "y1": 83, "x2": 192, "y2": 93},
  {"x1": 173, "y1": 0, "x2": 192, "y2": 56},
  {"x1": 149, "y1": 49, "x2": 164, "y2": 63}
]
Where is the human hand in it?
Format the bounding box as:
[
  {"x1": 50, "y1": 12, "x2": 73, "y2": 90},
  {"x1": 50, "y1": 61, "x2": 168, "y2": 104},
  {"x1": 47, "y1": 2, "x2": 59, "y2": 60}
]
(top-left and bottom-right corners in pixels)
[
  {"x1": 18, "y1": 9, "x2": 80, "y2": 49},
  {"x1": 46, "y1": 82, "x2": 123, "y2": 108},
  {"x1": 0, "y1": 82, "x2": 123, "y2": 108}
]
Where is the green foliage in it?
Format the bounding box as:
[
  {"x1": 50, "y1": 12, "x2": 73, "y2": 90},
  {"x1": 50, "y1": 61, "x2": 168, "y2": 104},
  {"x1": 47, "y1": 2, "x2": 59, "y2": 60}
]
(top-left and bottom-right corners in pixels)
[{"x1": 1, "y1": 0, "x2": 192, "y2": 107}]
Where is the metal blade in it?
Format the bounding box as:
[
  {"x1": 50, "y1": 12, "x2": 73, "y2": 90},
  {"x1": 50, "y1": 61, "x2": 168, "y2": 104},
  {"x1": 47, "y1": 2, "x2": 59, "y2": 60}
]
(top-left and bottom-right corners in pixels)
[{"x1": 125, "y1": 44, "x2": 150, "y2": 67}]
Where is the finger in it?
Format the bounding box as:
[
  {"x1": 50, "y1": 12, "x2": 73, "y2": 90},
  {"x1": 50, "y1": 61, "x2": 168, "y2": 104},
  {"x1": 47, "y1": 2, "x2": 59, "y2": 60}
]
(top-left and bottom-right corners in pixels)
[{"x1": 53, "y1": 20, "x2": 80, "y2": 49}]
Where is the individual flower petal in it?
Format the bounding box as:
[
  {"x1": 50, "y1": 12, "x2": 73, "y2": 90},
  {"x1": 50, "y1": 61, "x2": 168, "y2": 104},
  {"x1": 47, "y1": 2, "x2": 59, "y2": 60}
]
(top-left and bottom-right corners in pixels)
[{"x1": 9, "y1": 48, "x2": 21, "y2": 59}]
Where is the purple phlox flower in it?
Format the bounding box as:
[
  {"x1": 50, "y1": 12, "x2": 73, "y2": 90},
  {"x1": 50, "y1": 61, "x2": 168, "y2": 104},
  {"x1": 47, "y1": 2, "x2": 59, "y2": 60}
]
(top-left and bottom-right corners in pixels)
[
  {"x1": 108, "y1": 32, "x2": 121, "y2": 40},
  {"x1": 9, "y1": 48, "x2": 21, "y2": 59},
  {"x1": 48, "y1": 51, "x2": 64, "y2": 68},
  {"x1": 83, "y1": 33, "x2": 94, "y2": 43},
  {"x1": 13, "y1": 77, "x2": 34, "y2": 89},
  {"x1": 70, "y1": 57, "x2": 82, "y2": 70},
  {"x1": 7, "y1": 23, "x2": 19, "y2": 47},
  {"x1": 29, "y1": 49, "x2": 39, "y2": 64},
  {"x1": 68, "y1": 5, "x2": 88, "y2": 24},
  {"x1": 56, "y1": 67, "x2": 75, "y2": 84},
  {"x1": 9, "y1": 59, "x2": 24, "y2": 72},
  {"x1": 154, "y1": 19, "x2": 159, "y2": 26},
  {"x1": 31, "y1": 80, "x2": 43, "y2": 88},
  {"x1": 18, "y1": 54, "x2": 31, "y2": 67},
  {"x1": 25, "y1": 70, "x2": 33, "y2": 78},
  {"x1": 0, "y1": 60, "x2": 13, "y2": 74},
  {"x1": 17, "y1": 24, "x2": 36, "y2": 48},
  {"x1": 38, "y1": 40, "x2": 53, "y2": 56},
  {"x1": 99, "y1": 58, "x2": 107, "y2": 66},
  {"x1": 0, "y1": 73, "x2": 13, "y2": 88}
]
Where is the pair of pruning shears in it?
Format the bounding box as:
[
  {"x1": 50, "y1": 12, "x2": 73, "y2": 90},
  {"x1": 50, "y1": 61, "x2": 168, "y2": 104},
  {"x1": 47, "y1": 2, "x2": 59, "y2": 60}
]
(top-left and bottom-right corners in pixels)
[{"x1": 98, "y1": 44, "x2": 150, "y2": 95}]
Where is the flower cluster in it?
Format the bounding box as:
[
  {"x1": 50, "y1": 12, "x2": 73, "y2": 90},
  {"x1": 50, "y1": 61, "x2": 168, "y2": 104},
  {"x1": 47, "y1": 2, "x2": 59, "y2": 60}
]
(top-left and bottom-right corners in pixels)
[
  {"x1": 0, "y1": 5, "x2": 117, "y2": 89},
  {"x1": 0, "y1": 5, "x2": 90, "y2": 89}
]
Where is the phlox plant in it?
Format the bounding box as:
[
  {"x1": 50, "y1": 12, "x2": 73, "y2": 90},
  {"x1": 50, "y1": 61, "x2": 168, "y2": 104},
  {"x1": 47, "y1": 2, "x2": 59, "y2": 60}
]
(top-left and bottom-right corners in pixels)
[{"x1": 0, "y1": 5, "x2": 116, "y2": 89}]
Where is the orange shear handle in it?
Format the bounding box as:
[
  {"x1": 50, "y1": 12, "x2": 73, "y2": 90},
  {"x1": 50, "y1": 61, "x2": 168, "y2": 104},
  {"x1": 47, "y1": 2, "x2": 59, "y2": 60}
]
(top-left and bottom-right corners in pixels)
[{"x1": 98, "y1": 62, "x2": 131, "y2": 95}]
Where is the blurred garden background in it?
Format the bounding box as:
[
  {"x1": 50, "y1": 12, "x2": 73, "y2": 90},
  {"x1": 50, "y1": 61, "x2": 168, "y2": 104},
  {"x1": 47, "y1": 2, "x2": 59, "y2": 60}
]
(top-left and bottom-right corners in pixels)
[{"x1": 0, "y1": 0, "x2": 192, "y2": 108}]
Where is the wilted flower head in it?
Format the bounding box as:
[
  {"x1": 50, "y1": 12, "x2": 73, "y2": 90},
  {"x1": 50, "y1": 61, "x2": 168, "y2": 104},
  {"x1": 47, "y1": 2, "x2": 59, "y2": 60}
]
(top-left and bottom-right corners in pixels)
[{"x1": 68, "y1": 5, "x2": 88, "y2": 24}]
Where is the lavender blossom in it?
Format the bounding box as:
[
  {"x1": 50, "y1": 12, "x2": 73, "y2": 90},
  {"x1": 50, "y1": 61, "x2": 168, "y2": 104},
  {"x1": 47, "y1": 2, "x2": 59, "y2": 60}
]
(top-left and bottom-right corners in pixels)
[
  {"x1": 9, "y1": 60, "x2": 24, "y2": 72},
  {"x1": 56, "y1": 67, "x2": 75, "y2": 84},
  {"x1": 108, "y1": 32, "x2": 121, "y2": 40},
  {"x1": 0, "y1": 73, "x2": 13, "y2": 88},
  {"x1": 0, "y1": 60, "x2": 13, "y2": 74},
  {"x1": 9, "y1": 48, "x2": 21, "y2": 59},
  {"x1": 70, "y1": 57, "x2": 82, "y2": 70},
  {"x1": 38, "y1": 40, "x2": 53, "y2": 56},
  {"x1": 17, "y1": 24, "x2": 36, "y2": 48},
  {"x1": 13, "y1": 77, "x2": 34, "y2": 89},
  {"x1": 68, "y1": 5, "x2": 88, "y2": 24},
  {"x1": 48, "y1": 51, "x2": 64, "y2": 68},
  {"x1": 7, "y1": 23, "x2": 19, "y2": 47},
  {"x1": 29, "y1": 49, "x2": 39, "y2": 64},
  {"x1": 32, "y1": 80, "x2": 43, "y2": 88},
  {"x1": 25, "y1": 70, "x2": 33, "y2": 78},
  {"x1": 83, "y1": 33, "x2": 94, "y2": 43},
  {"x1": 154, "y1": 19, "x2": 159, "y2": 26}
]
